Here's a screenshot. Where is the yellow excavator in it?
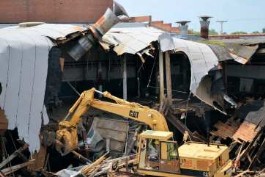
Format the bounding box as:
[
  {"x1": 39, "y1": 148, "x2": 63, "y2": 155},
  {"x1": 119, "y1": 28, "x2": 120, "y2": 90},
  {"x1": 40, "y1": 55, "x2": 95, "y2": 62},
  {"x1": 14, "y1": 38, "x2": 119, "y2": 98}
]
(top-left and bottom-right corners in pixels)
[{"x1": 56, "y1": 87, "x2": 232, "y2": 177}]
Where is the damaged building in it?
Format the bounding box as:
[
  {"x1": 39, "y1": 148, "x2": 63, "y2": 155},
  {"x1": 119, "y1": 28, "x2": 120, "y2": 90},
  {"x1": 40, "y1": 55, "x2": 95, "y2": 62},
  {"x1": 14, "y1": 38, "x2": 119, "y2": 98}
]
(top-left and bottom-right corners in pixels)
[{"x1": 0, "y1": 1, "x2": 265, "y2": 177}]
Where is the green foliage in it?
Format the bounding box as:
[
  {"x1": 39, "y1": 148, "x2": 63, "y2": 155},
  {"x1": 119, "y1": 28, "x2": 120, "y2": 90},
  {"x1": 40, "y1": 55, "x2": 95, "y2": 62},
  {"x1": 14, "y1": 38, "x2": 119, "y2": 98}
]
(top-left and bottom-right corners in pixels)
[
  {"x1": 189, "y1": 29, "x2": 200, "y2": 36},
  {"x1": 209, "y1": 29, "x2": 218, "y2": 35},
  {"x1": 230, "y1": 31, "x2": 248, "y2": 35},
  {"x1": 189, "y1": 28, "x2": 218, "y2": 35},
  {"x1": 199, "y1": 40, "x2": 226, "y2": 47}
]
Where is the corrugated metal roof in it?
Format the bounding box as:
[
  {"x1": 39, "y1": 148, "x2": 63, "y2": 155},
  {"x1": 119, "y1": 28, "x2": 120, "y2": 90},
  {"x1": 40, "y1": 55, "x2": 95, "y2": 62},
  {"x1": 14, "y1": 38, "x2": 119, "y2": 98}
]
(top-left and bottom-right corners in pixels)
[
  {"x1": 216, "y1": 38, "x2": 265, "y2": 45},
  {"x1": 0, "y1": 23, "x2": 84, "y2": 152},
  {"x1": 159, "y1": 33, "x2": 225, "y2": 112},
  {"x1": 0, "y1": 24, "x2": 17, "y2": 29},
  {"x1": 208, "y1": 44, "x2": 233, "y2": 61},
  {"x1": 101, "y1": 23, "x2": 164, "y2": 55},
  {"x1": 2, "y1": 23, "x2": 85, "y2": 40},
  {"x1": 207, "y1": 38, "x2": 265, "y2": 64},
  {"x1": 102, "y1": 24, "x2": 230, "y2": 113}
]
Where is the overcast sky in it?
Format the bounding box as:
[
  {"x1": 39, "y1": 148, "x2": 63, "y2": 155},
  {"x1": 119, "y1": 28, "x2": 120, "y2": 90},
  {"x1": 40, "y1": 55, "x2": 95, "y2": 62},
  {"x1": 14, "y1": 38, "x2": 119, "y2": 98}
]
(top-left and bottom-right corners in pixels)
[{"x1": 115, "y1": 0, "x2": 265, "y2": 34}]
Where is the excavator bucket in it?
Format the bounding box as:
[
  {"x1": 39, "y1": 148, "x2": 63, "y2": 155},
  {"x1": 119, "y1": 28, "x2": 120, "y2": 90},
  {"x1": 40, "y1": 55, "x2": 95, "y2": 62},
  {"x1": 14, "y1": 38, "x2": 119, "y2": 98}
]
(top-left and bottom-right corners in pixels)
[{"x1": 56, "y1": 120, "x2": 78, "y2": 155}]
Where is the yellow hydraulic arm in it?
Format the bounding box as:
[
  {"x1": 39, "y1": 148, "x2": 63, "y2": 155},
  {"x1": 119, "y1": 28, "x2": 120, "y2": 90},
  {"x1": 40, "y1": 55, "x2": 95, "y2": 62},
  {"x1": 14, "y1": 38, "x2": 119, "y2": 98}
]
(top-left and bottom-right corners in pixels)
[{"x1": 56, "y1": 87, "x2": 169, "y2": 155}]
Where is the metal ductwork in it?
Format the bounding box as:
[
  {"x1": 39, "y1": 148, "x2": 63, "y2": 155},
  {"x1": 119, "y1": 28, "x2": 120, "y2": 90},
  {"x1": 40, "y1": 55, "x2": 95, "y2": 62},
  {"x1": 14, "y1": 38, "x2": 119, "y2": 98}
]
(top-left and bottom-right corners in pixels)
[
  {"x1": 176, "y1": 20, "x2": 190, "y2": 38},
  {"x1": 68, "y1": 8, "x2": 120, "y2": 61},
  {"x1": 199, "y1": 16, "x2": 212, "y2": 39}
]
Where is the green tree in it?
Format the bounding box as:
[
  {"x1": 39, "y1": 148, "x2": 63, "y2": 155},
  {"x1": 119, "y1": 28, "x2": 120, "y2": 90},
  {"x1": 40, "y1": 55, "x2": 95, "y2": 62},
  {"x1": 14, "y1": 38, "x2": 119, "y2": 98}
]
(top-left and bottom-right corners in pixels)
[
  {"x1": 252, "y1": 31, "x2": 260, "y2": 34},
  {"x1": 230, "y1": 31, "x2": 248, "y2": 35},
  {"x1": 189, "y1": 29, "x2": 218, "y2": 35},
  {"x1": 262, "y1": 28, "x2": 265, "y2": 33},
  {"x1": 209, "y1": 29, "x2": 218, "y2": 35},
  {"x1": 189, "y1": 29, "x2": 200, "y2": 36}
]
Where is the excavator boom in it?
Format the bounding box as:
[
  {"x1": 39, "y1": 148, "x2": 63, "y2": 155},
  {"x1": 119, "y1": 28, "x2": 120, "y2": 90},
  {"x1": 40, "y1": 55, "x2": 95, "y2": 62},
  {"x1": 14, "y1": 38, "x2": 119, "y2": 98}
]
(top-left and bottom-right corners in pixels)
[{"x1": 56, "y1": 88, "x2": 168, "y2": 155}]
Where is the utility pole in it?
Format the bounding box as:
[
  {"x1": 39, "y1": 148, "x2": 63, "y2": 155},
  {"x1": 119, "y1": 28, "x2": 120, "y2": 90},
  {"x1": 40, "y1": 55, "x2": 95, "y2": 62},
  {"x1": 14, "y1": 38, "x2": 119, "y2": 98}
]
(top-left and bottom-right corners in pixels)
[{"x1": 216, "y1": 20, "x2": 227, "y2": 35}]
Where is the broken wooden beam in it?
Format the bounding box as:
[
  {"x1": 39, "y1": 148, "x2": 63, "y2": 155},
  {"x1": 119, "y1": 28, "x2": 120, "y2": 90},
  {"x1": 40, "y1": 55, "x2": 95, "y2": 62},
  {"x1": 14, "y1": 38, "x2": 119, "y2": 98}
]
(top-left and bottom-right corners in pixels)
[
  {"x1": 0, "y1": 109, "x2": 8, "y2": 135},
  {"x1": 80, "y1": 152, "x2": 108, "y2": 175},
  {"x1": 0, "y1": 144, "x2": 28, "y2": 169},
  {"x1": 72, "y1": 150, "x2": 92, "y2": 164},
  {"x1": 166, "y1": 110, "x2": 206, "y2": 142},
  {"x1": 1, "y1": 159, "x2": 35, "y2": 175},
  {"x1": 248, "y1": 135, "x2": 265, "y2": 169},
  {"x1": 165, "y1": 51, "x2": 172, "y2": 105},
  {"x1": 159, "y1": 51, "x2": 165, "y2": 104}
]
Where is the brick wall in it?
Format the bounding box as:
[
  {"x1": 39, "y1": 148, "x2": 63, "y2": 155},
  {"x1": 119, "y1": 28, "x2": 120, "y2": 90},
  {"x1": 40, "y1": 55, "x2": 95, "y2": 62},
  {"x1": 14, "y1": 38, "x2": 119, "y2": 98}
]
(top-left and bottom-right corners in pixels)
[{"x1": 0, "y1": 0, "x2": 113, "y2": 23}]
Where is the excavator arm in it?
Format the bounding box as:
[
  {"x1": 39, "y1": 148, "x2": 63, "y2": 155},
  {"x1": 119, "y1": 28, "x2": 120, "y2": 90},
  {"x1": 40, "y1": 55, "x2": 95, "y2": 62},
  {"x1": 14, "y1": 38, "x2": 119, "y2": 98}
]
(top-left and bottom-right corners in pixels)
[{"x1": 56, "y1": 88, "x2": 169, "y2": 155}]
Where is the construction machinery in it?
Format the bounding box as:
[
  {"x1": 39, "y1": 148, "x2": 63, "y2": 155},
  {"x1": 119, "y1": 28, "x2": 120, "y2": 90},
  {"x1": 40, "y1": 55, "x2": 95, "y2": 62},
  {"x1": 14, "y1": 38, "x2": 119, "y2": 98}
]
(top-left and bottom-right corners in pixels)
[
  {"x1": 137, "y1": 130, "x2": 232, "y2": 177},
  {"x1": 56, "y1": 87, "x2": 169, "y2": 154},
  {"x1": 56, "y1": 87, "x2": 232, "y2": 177}
]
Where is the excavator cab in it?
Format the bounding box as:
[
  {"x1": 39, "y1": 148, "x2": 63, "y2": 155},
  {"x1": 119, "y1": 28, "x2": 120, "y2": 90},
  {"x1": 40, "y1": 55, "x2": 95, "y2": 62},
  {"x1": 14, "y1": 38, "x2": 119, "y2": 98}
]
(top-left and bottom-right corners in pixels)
[
  {"x1": 137, "y1": 130, "x2": 232, "y2": 177},
  {"x1": 137, "y1": 130, "x2": 181, "y2": 176}
]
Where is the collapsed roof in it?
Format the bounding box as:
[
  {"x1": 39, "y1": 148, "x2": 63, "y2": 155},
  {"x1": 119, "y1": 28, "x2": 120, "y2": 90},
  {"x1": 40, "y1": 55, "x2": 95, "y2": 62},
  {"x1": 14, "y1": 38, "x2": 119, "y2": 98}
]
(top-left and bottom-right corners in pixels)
[{"x1": 0, "y1": 24, "x2": 85, "y2": 152}]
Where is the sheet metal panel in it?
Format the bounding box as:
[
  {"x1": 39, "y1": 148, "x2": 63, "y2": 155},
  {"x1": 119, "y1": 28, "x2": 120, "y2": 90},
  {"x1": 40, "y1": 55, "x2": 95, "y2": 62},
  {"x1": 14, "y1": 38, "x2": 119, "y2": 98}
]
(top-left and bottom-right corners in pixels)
[
  {"x1": 103, "y1": 26, "x2": 225, "y2": 111},
  {"x1": 27, "y1": 32, "x2": 51, "y2": 150},
  {"x1": 102, "y1": 25, "x2": 164, "y2": 55},
  {"x1": 15, "y1": 33, "x2": 36, "y2": 143},
  {"x1": 6, "y1": 24, "x2": 84, "y2": 40},
  {"x1": 92, "y1": 117, "x2": 129, "y2": 152},
  {"x1": 3, "y1": 37, "x2": 22, "y2": 130},
  {"x1": 0, "y1": 23, "x2": 82, "y2": 152},
  {"x1": 0, "y1": 38, "x2": 9, "y2": 110},
  {"x1": 207, "y1": 39, "x2": 262, "y2": 64},
  {"x1": 159, "y1": 33, "x2": 220, "y2": 110}
]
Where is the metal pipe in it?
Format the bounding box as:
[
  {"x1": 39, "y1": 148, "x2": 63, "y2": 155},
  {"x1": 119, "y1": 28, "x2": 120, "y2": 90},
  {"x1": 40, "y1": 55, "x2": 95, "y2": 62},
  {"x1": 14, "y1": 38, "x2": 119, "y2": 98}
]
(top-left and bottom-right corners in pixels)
[
  {"x1": 68, "y1": 8, "x2": 119, "y2": 61},
  {"x1": 94, "y1": 89, "x2": 104, "y2": 95},
  {"x1": 176, "y1": 21, "x2": 190, "y2": 38},
  {"x1": 199, "y1": 16, "x2": 212, "y2": 39}
]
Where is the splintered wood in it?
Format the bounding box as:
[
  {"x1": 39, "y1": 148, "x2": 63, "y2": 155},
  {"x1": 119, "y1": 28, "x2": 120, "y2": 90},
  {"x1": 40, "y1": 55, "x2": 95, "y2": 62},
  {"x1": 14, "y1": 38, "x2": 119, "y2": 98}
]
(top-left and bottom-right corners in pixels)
[
  {"x1": 233, "y1": 121, "x2": 261, "y2": 142},
  {"x1": 79, "y1": 153, "x2": 137, "y2": 176},
  {"x1": 80, "y1": 153, "x2": 108, "y2": 175},
  {"x1": 210, "y1": 100, "x2": 265, "y2": 173},
  {"x1": 0, "y1": 108, "x2": 8, "y2": 135},
  {"x1": 1, "y1": 160, "x2": 35, "y2": 175},
  {"x1": 211, "y1": 117, "x2": 240, "y2": 139}
]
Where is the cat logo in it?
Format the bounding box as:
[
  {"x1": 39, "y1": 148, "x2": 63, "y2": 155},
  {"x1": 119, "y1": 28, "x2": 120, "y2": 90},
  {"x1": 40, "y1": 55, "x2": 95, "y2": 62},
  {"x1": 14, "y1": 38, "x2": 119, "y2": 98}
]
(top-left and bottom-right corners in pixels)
[{"x1": 129, "y1": 110, "x2": 139, "y2": 118}]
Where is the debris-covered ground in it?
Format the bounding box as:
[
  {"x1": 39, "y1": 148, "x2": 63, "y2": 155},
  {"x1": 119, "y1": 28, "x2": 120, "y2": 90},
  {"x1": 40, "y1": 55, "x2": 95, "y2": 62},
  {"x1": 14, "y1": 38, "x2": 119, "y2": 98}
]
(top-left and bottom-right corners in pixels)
[{"x1": 1, "y1": 95, "x2": 265, "y2": 176}]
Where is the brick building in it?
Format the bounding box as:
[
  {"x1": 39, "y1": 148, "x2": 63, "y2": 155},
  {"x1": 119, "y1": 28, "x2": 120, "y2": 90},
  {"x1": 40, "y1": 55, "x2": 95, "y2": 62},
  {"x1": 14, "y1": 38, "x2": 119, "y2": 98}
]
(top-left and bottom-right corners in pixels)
[{"x1": 0, "y1": 0, "x2": 113, "y2": 23}]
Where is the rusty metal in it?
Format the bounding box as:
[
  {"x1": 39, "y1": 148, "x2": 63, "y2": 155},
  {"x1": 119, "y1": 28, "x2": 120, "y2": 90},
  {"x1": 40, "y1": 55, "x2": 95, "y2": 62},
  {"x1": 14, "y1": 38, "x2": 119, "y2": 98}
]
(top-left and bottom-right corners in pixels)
[{"x1": 199, "y1": 16, "x2": 212, "y2": 39}]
